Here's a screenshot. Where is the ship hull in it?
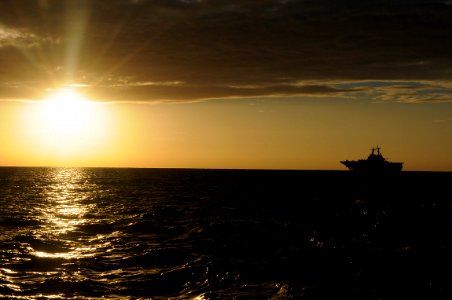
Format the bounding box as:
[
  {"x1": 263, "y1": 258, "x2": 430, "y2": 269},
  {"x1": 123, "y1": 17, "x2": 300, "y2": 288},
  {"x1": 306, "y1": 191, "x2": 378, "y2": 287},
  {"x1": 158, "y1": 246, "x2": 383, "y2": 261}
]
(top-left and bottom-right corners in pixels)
[{"x1": 341, "y1": 160, "x2": 403, "y2": 172}]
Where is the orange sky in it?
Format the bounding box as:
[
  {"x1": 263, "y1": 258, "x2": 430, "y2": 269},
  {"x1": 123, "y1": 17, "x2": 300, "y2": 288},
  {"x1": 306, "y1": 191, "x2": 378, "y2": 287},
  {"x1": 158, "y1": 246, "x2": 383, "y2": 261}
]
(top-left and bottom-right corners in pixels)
[
  {"x1": 2, "y1": 93, "x2": 452, "y2": 170},
  {"x1": 1, "y1": 1, "x2": 452, "y2": 170}
]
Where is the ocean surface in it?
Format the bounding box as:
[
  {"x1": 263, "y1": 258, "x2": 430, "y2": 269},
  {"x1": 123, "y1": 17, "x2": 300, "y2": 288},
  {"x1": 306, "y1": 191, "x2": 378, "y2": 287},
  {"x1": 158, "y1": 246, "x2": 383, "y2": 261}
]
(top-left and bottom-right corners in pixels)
[{"x1": 0, "y1": 168, "x2": 451, "y2": 299}]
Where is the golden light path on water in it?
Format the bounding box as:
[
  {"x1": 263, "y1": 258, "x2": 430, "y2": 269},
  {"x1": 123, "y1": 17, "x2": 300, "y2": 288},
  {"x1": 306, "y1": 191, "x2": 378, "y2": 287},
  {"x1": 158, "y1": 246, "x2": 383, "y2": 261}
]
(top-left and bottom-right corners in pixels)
[
  {"x1": 30, "y1": 168, "x2": 114, "y2": 261},
  {"x1": 0, "y1": 168, "x2": 107, "y2": 297},
  {"x1": 0, "y1": 167, "x2": 136, "y2": 298}
]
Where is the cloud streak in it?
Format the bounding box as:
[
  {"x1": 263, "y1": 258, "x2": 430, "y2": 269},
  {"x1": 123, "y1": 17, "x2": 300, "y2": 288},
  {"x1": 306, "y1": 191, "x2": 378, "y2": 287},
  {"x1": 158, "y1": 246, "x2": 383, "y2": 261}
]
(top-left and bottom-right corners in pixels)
[
  {"x1": 1, "y1": 0, "x2": 452, "y2": 102},
  {"x1": 0, "y1": 26, "x2": 50, "y2": 48}
]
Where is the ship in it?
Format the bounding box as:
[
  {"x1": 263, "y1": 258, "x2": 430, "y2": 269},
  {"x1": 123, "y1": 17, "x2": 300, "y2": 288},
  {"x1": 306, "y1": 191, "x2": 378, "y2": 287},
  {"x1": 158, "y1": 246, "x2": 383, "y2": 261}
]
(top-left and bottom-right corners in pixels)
[{"x1": 341, "y1": 146, "x2": 403, "y2": 172}]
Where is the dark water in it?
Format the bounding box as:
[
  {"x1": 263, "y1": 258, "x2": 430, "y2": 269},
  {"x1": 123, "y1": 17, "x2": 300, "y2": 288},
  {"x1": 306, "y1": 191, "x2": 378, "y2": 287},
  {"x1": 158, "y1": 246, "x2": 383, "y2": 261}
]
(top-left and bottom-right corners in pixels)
[{"x1": 1, "y1": 168, "x2": 452, "y2": 299}]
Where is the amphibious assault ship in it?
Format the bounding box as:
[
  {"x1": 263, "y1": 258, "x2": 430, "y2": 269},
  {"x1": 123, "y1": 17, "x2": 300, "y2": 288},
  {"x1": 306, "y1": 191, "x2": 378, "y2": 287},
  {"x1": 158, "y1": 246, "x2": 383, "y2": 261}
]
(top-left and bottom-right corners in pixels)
[{"x1": 341, "y1": 147, "x2": 403, "y2": 172}]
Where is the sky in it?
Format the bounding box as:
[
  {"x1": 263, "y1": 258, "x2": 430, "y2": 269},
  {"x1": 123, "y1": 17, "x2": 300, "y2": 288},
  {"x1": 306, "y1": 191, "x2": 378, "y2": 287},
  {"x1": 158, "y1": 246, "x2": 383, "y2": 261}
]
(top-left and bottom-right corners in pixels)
[{"x1": 1, "y1": 0, "x2": 452, "y2": 170}]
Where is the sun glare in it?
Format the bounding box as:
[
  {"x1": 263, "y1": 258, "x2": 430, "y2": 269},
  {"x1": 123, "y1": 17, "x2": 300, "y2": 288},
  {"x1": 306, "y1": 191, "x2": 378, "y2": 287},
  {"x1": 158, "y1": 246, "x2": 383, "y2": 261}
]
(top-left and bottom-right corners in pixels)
[
  {"x1": 23, "y1": 87, "x2": 111, "y2": 164},
  {"x1": 43, "y1": 88, "x2": 93, "y2": 135}
]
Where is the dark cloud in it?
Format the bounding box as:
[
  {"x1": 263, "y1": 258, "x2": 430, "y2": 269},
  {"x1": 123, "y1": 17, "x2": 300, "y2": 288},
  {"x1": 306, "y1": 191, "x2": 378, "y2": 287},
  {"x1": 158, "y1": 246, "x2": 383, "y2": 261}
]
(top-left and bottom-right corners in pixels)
[{"x1": 1, "y1": 0, "x2": 452, "y2": 101}]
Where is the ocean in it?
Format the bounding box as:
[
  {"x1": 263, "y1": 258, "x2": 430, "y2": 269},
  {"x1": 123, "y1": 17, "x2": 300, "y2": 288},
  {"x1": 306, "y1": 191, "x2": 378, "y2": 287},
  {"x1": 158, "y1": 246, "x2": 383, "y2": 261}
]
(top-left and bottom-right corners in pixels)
[{"x1": 0, "y1": 167, "x2": 451, "y2": 299}]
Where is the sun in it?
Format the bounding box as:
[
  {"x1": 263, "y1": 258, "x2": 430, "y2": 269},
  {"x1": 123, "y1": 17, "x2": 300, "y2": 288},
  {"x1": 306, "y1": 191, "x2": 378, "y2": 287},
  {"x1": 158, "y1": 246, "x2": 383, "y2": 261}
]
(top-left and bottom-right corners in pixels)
[
  {"x1": 24, "y1": 87, "x2": 111, "y2": 163},
  {"x1": 42, "y1": 88, "x2": 95, "y2": 136}
]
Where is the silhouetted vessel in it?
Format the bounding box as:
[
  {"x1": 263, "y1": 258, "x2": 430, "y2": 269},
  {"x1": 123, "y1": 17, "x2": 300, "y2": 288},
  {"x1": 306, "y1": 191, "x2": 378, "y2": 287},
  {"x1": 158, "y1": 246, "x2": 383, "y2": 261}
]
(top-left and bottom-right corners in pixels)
[{"x1": 341, "y1": 147, "x2": 403, "y2": 172}]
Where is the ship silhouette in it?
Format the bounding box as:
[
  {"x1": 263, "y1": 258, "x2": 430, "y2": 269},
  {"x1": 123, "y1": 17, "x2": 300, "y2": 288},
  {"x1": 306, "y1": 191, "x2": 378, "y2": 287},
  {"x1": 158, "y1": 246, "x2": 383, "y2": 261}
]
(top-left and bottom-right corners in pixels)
[{"x1": 341, "y1": 147, "x2": 403, "y2": 172}]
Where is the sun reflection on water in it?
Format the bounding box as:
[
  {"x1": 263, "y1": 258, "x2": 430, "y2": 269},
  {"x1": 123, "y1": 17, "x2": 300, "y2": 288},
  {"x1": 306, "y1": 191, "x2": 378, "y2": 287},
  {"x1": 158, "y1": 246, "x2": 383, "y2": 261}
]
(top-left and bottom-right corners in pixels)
[
  {"x1": 31, "y1": 168, "x2": 97, "y2": 260},
  {"x1": 39, "y1": 168, "x2": 89, "y2": 234}
]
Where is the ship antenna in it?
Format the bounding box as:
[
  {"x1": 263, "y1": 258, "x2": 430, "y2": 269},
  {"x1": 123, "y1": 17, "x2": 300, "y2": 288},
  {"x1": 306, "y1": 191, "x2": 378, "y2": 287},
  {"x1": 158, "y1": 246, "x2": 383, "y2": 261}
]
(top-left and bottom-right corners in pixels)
[{"x1": 377, "y1": 145, "x2": 380, "y2": 155}]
